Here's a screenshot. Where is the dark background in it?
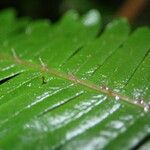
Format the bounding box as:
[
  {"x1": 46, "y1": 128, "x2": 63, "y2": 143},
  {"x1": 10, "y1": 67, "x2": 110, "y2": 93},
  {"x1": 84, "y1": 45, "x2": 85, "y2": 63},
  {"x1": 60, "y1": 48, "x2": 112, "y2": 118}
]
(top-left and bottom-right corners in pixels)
[{"x1": 0, "y1": 0, "x2": 149, "y2": 26}]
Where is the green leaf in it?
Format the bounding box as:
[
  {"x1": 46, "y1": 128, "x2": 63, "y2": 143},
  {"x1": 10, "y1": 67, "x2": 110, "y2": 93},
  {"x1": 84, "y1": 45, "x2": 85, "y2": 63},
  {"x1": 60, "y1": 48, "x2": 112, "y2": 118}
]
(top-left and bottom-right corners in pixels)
[{"x1": 0, "y1": 9, "x2": 150, "y2": 150}]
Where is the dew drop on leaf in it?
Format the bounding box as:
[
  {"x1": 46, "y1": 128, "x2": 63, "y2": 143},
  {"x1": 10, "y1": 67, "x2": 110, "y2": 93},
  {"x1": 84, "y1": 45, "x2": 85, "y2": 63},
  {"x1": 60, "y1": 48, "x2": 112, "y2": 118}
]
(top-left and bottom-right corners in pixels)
[
  {"x1": 144, "y1": 105, "x2": 149, "y2": 112},
  {"x1": 115, "y1": 96, "x2": 120, "y2": 101}
]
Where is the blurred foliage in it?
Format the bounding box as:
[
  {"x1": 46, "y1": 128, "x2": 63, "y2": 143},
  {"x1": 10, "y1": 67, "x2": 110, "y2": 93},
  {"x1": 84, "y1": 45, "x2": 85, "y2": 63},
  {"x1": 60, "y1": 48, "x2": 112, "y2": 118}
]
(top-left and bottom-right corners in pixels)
[{"x1": 0, "y1": 0, "x2": 149, "y2": 26}]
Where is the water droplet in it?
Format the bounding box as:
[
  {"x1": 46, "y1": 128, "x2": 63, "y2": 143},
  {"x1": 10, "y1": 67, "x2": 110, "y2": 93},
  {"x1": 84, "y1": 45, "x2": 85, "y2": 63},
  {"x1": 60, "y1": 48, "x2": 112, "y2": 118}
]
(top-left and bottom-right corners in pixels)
[
  {"x1": 140, "y1": 100, "x2": 144, "y2": 104},
  {"x1": 101, "y1": 86, "x2": 109, "y2": 90},
  {"x1": 134, "y1": 99, "x2": 143, "y2": 104},
  {"x1": 144, "y1": 105, "x2": 149, "y2": 112},
  {"x1": 115, "y1": 96, "x2": 120, "y2": 101},
  {"x1": 106, "y1": 87, "x2": 109, "y2": 90}
]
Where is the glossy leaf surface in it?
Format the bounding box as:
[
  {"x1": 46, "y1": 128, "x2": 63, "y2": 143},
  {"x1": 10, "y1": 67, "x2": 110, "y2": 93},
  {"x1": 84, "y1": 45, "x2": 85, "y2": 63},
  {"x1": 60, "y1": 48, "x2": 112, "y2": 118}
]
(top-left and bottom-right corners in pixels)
[{"x1": 0, "y1": 9, "x2": 150, "y2": 150}]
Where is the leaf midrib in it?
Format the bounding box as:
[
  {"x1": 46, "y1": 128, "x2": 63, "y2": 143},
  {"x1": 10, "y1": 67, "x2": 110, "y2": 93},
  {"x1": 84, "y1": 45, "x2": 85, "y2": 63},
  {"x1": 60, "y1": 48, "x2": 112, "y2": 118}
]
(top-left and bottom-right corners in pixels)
[{"x1": 1, "y1": 52, "x2": 148, "y2": 112}]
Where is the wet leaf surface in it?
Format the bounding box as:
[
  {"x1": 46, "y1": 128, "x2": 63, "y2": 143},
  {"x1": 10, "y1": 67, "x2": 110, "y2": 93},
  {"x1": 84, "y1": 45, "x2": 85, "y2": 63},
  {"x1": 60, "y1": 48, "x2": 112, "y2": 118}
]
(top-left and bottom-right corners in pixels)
[{"x1": 0, "y1": 9, "x2": 150, "y2": 150}]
